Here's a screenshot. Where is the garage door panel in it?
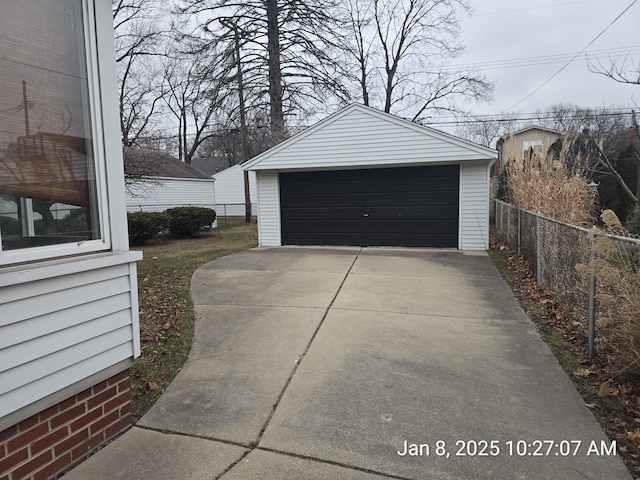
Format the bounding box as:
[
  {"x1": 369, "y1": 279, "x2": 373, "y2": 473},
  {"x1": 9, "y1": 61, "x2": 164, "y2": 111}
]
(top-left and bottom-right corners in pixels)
[
  {"x1": 363, "y1": 232, "x2": 457, "y2": 248},
  {"x1": 282, "y1": 206, "x2": 362, "y2": 220},
  {"x1": 279, "y1": 165, "x2": 459, "y2": 248},
  {"x1": 282, "y1": 222, "x2": 362, "y2": 246},
  {"x1": 365, "y1": 219, "x2": 459, "y2": 233},
  {"x1": 362, "y1": 191, "x2": 442, "y2": 205},
  {"x1": 364, "y1": 205, "x2": 458, "y2": 220},
  {"x1": 283, "y1": 193, "x2": 362, "y2": 208},
  {"x1": 283, "y1": 220, "x2": 361, "y2": 233},
  {"x1": 361, "y1": 176, "x2": 457, "y2": 193}
]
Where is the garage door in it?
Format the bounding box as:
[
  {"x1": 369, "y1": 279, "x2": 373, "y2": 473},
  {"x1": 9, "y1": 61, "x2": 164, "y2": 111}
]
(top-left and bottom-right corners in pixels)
[{"x1": 279, "y1": 165, "x2": 459, "y2": 247}]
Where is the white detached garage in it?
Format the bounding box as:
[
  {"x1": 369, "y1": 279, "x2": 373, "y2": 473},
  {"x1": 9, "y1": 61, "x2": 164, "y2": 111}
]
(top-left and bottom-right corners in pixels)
[{"x1": 243, "y1": 104, "x2": 497, "y2": 250}]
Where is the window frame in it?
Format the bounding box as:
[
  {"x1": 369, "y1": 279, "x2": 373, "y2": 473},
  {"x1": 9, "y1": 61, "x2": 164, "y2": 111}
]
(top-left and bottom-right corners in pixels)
[{"x1": 0, "y1": 0, "x2": 114, "y2": 266}]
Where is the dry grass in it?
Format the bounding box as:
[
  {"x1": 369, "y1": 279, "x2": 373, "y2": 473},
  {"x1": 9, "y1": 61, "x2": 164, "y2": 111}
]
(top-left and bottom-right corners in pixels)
[
  {"x1": 503, "y1": 137, "x2": 597, "y2": 225},
  {"x1": 580, "y1": 211, "x2": 640, "y2": 378}
]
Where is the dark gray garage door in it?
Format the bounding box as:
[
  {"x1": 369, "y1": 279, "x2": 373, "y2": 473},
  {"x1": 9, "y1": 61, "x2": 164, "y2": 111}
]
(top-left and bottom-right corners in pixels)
[{"x1": 279, "y1": 165, "x2": 459, "y2": 247}]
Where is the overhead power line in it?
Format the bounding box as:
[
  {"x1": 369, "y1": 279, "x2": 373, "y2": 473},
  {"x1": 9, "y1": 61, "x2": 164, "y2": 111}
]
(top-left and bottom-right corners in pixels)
[
  {"x1": 504, "y1": 0, "x2": 639, "y2": 112},
  {"x1": 445, "y1": 45, "x2": 640, "y2": 72},
  {"x1": 472, "y1": 0, "x2": 598, "y2": 17}
]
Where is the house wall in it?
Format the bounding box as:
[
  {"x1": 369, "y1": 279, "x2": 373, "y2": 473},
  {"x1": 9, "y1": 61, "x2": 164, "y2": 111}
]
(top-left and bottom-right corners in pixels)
[
  {"x1": 0, "y1": 370, "x2": 131, "y2": 480},
  {"x1": 0, "y1": 252, "x2": 141, "y2": 479},
  {"x1": 126, "y1": 177, "x2": 216, "y2": 213},
  {"x1": 0, "y1": 252, "x2": 141, "y2": 433},
  {"x1": 500, "y1": 129, "x2": 562, "y2": 162},
  {"x1": 212, "y1": 165, "x2": 257, "y2": 217},
  {"x1": 0, "y1": 2, "x2": 142, "y2": 477}
]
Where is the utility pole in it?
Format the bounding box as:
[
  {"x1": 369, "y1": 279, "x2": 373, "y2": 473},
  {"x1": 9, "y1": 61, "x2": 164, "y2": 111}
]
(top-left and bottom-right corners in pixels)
[
  {"x1": 222, "y1": 18, "x2": 252, "y2": 224},
  {"x1": 22, "y1": 80, "x2": 30, "y2": 136}
]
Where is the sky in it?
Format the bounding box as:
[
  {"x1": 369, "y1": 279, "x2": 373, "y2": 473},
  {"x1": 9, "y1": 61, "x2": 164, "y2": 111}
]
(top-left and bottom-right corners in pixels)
[{"x1": 452, "y1": 0, "x2": 639, "y2": 120}]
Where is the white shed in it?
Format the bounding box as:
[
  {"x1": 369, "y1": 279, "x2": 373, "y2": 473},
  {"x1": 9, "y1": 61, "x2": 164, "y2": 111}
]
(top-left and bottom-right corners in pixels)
[
  {"x1": 124, "y1": 148, "x2": 216, "y2": 213},
  {"x1": 243, "y1": 104, "x2": 498, "y2": 250},
  {"x1": 212, "y1": 164, "x2": 257, "y2": 217}
]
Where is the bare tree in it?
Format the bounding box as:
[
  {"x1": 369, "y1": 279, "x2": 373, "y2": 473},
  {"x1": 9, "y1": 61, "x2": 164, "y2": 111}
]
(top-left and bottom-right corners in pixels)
[
  {"x1": 178, "y1": 0, "x2": 349, "y2": 144},
  {"x1": 113, "y1": 0, "x2": 170, "y2": 146},
  {"x1": 339, "y1": 0, "x2": 493, "y2": 121},
  {"x1": 540, "y1": 106, "x2": 639, "y2": 206},
  {"x1": 588, "y1": 53, "x2": 640, "y2": 87},
  {"x1": 456, "y1": 115, "x2": 518, "y2": 148},
  {"x1": 162, "y1": 48, "x2": 234, "y2": 164},
  {"x1": 338, "y1": 0, "x2": 376, "y2": 107},
  {"x1": 536, "y1": 104, "x2": 630, "y2": 154}
]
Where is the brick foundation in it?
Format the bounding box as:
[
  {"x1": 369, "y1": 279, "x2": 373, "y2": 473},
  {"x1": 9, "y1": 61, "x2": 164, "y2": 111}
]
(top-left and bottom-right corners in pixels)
[{"x1": 0, "y1": 370, "x2": 132, "y2": 480}]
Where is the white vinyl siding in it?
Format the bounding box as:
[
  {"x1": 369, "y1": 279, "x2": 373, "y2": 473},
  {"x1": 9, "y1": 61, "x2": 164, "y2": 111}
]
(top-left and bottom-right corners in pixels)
[
  {"x1": 460, "y1": 162, "x2": 491, "y2": 250},
  {"x1": 255, "y1": 171, "x2": 281, "y2": 246},
  {"x1": 0, "y1": 251, "x2": 141, "y2": 430},
  {"x1": 126, "y1": 177, "x2": 216, "y2": 213},
  {"x1": 212, "y1": 165, "x2": 257, "y2": 217},
  {"x1": 244, "y1": 106, "x2": 495, "y2": 171}
]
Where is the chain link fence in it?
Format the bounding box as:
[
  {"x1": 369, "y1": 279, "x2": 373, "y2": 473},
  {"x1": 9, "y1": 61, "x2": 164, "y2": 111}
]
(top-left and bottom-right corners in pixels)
[{"x1": 494, "y1": 200, "x2": 640, "y2": 358}]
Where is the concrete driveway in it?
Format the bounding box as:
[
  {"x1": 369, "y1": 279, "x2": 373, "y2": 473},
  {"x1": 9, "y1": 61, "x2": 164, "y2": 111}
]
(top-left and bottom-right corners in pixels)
[{"x1": 64, "y1": 247, "x2": 631, "y2": 480}]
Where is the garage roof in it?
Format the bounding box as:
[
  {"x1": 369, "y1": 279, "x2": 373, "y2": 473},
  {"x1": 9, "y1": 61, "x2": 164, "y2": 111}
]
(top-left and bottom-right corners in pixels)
[{"x1": 243, "y1": 104, "x2": 497, "y2": 172}]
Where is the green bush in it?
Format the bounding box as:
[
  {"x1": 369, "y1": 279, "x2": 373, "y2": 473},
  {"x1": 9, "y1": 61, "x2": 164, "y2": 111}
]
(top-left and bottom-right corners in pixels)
[
  {"x1": 165, "y1": 206, "x2": 216, "y2": 237},
  {"x1": 128, "y1": 211, "x2": 169, "y2": 245}
]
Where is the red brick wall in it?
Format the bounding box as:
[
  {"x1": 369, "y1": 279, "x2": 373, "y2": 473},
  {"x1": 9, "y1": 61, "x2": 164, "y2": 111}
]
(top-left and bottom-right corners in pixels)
[{"x1": 0, "y1": 370, "x2": 132, "y2": 480}]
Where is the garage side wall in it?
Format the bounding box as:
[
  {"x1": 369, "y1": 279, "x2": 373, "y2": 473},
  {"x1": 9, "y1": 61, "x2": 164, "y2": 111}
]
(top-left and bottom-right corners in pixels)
[
  {"x1": 256, "y1": 171, "x2": 281, "y2": 246},
  {"x1": 459, "y1": 161, "x2": 491, "y2": 250}
]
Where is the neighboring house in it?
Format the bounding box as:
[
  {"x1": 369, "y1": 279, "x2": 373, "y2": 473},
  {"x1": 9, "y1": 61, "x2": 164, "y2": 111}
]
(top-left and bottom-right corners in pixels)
[
  {"x1": 124, "y1": 147, "x2": 216, "y2": 213},
  {"x1": 243, "y1": 103, "x2": 497, "y2": 250},
  {"x1": 496, "y1": 125, "x2": 563, "y2": 174},
  {"x1": 492, "y1": 125, "x2": 563, "y2": 202},
  {"x1": 212, "y1": 164, "x2": 257, "y2": 217},
  {"x1": 0, "y1": 2, "x2": 142, "y2": 479}
]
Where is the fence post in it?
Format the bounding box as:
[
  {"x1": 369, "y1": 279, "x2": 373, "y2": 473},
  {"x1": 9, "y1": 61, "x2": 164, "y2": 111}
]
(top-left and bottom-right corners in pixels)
[
  {"x1": 517, "y1": 208, "x2": 521, "y2": 254},
  {"x1": 588, "y1": 231, "x2": 597, "y2": 359},
  {"x1": 507, "y1": 207, "x2": 511, "y2": 246},
  {"x1": 536, "y1": 216, "x2": 543, "y2": 283}
]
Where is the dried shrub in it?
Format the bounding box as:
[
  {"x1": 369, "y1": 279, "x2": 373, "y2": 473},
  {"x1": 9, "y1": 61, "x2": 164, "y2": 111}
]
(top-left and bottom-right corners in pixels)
[
  {"x1": 577, "y1": 210, "x2": 640, "y2": 377},
  {"x1": 503, "y1": 135, "x2": 597, "y2": 225}
]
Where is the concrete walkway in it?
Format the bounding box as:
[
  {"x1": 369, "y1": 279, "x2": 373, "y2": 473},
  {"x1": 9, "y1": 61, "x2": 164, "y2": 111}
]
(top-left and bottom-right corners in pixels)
[{"x1": 64, "y1": 247, "x2": 631, "y2": 480}]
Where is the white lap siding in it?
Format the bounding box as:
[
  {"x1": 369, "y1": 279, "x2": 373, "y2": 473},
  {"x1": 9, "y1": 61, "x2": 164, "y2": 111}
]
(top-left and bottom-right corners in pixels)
[
  {"x1": 126, "y1": 177, "x2": 216, "y2": 213},
  {"x1": 459, "y1": 161, "x2": 491, "y2": 250},
  {"x1": 0, "y1": 252, "x2": 141, "y2": 430},
  {"x1": 256, "y1": 171, "x2": 281, "y2": 246}
]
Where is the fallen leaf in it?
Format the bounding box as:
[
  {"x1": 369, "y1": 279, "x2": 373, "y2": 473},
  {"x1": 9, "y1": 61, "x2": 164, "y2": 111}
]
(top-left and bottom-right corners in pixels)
[
  {"x1": 598, "y1": 381, "x2": 614, "y2": 397},
  {"x1": 148, "y1": 381, "x2": 159, "y2": 391},
  {"x1": 573, "y1": 368, "x2": 593, "y2": 378},
  {"x1": 627, "y1": 431, "x2": 640, "y2": 444}
]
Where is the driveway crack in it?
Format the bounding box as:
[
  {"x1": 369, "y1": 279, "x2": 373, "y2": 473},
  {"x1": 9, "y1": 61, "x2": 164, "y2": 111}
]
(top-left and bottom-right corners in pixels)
[{"x1": 253, "y1": 248, "x2": 362, "y2": 444}]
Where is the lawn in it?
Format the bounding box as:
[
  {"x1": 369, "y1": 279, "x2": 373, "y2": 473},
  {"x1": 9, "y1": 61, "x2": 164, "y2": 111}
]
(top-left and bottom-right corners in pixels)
[{"x1": 130, "y1": 220, "x2": 258, "y2": 421}]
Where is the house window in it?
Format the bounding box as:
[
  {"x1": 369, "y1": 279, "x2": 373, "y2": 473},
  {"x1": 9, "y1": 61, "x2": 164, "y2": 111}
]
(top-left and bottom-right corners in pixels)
[
  {"x1": 522, "y1": 140, "x2": 544, "y2": 161},
  {"x1": 0, "y1": 0, "x2": 109, "y2": 263}
]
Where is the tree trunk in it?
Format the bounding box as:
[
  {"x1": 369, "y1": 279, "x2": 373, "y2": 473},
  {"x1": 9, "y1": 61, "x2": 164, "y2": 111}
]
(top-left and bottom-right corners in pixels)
[{"x1": 266, "y1": 0, "x2": 284, "y2": 144}]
